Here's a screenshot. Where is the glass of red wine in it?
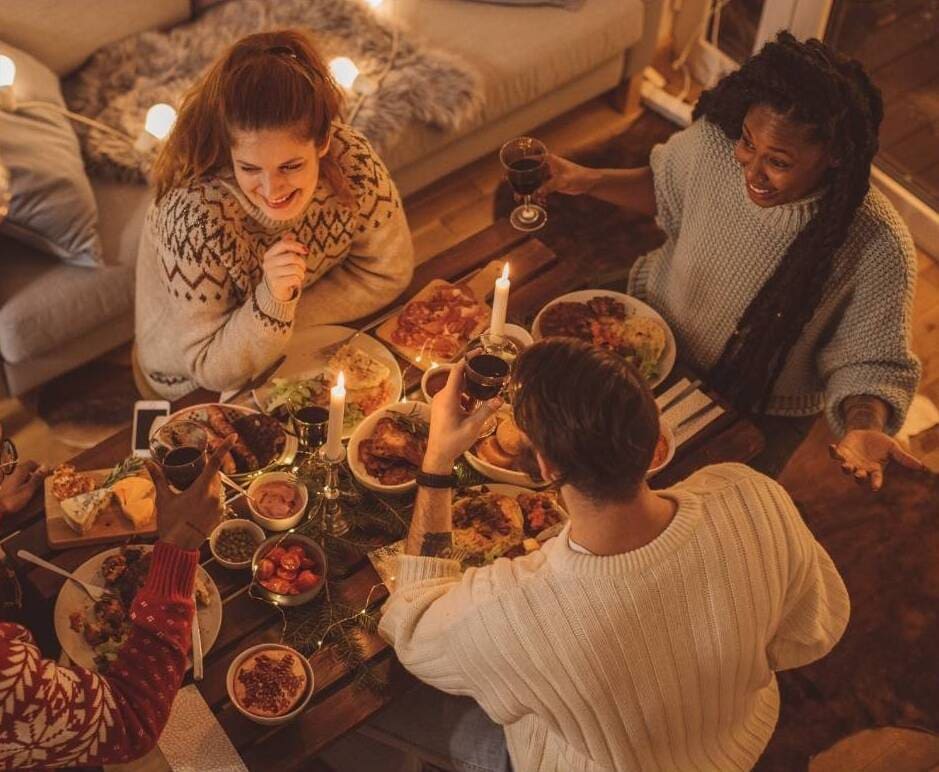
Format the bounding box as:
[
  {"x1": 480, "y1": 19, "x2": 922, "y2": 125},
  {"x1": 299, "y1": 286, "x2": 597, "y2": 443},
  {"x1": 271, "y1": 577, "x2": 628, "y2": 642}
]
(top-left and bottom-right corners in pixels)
[
  {"x1": 500, "y1": 136, "x2": 548, "y2": 232},
  {"x1": 149, "y1": 420, "x2": 208, "y2": 490},
  {"x1": 288, "y1": 399, "x2": 330, "y2": 455},
  {"x1": 462, "y1": 334, "x2": 518, "y2": 420}
]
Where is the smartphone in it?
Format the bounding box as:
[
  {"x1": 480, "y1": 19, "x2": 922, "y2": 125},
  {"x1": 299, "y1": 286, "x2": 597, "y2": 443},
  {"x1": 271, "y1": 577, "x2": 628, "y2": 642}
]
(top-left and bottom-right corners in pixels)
[{"x1": 132, "y1": 400, "x2": 171, "y2": 458}]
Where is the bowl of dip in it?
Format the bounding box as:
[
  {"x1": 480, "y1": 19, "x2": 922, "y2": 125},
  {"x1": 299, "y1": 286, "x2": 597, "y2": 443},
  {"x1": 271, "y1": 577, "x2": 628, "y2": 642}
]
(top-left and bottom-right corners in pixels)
[
  {"x1": 247, "y1": 472, "x2": 308, "y2": 531},
  {"x1": 420, "y1": 364, "x2": 455, "y2": 403},
  {"x1": 227, "y1": 642, "x2": 314, "y2": 725}
]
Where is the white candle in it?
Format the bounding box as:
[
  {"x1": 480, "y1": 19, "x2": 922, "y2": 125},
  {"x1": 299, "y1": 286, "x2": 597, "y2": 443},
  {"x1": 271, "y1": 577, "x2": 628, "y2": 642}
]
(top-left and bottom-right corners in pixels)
[
  {"x1": 490, "y1": 263, "x2": 511, "y2": 341},
  {"x1": 325, "y1": 371, "x2": 346, "y2": 460}
]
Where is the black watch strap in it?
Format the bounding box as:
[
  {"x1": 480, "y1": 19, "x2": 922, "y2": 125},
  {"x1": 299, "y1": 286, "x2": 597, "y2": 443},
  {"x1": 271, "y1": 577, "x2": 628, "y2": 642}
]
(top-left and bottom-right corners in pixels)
[{"x1": 416, "y1": 469, "x2": 458, "y2": 489}]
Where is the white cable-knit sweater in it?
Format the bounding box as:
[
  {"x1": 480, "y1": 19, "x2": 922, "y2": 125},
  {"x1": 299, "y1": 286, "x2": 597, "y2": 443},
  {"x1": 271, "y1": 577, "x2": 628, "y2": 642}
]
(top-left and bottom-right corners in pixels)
[
  {"x1": 380, "y1": 464, "x2": 850, "y2": 772},
  {"x1": 629, "y1": 119, "x2": 919, "y2": 436}
]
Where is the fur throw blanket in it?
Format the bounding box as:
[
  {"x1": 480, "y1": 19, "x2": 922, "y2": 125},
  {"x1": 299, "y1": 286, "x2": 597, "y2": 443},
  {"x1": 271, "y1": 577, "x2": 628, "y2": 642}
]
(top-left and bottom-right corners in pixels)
[{"x1": 64, "y1": 0, "x2": 482, "y2": 182}]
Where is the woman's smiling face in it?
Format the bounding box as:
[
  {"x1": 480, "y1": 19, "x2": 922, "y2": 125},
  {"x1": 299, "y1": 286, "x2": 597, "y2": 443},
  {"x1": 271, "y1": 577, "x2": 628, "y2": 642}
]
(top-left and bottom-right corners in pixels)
[
  {"x1": 734, "y1": 104, "x2": 835, "y2": 207},
  {"x1": 230, "y1": 125, "x2": 328, "y2": 221}
]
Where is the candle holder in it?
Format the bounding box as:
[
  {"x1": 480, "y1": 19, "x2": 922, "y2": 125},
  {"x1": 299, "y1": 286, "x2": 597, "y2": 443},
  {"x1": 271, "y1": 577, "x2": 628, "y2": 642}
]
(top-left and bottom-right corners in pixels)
[{"x1": 314, "y1": 445, "x2": 351, "y2": 537}]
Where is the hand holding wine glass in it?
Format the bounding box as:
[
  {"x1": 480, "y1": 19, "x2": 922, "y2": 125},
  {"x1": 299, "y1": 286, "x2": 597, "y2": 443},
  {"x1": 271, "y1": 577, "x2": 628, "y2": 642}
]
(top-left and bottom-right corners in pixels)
[{"x1": 500, "y1": 136, "x2": 549, "y2": 232}]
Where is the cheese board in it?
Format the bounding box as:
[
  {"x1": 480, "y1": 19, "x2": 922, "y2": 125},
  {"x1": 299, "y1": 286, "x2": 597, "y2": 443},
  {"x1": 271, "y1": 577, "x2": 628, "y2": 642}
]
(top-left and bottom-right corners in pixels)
[{"x1": 45, "y1": 467, "x2": 157, "y2": 549}]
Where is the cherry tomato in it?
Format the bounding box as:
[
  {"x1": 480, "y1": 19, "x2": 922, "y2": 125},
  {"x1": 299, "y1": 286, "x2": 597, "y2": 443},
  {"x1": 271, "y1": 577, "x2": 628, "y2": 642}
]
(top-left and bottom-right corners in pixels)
[
  {"x1": 287, "y1": 544, "x2": 305, "y2": 556},
  {"x1": 279, "y1": 553, "x2": 301, "y2": 572},
  {"x1": 276, "y1": 567, "x2": 298, "y2": 581},
  {"x1": 266, "y1": 547, "x2": 287, "y2": 563},
  {"x1": 295, "y1": 570, "x2": 319, "y2": 592},
  {"x1": 261, "y1": 577, "x2": 292, "y2": 595},
  {"x1": 299, "y1": 557, "x2": 316, "y2": 570},
  {"x1": 287, "y1": 585, "x2": 301, "y2": 595},
  {"x1": 256, "y1": 559, "x2": 275, "y2": 580}
]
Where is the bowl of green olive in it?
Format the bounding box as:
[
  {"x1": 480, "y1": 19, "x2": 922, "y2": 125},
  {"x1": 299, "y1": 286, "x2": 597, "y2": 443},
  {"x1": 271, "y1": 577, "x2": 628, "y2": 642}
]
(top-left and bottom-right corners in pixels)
[{"x1": 210, "y1": 519, "x2": 266, "y2": 569}]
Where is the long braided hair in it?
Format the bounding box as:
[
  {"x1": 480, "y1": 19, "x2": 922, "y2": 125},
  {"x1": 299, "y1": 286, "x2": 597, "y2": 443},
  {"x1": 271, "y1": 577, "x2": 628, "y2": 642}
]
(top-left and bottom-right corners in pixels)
[{"x1": 694, "y1": 31, "x2": 883, "y2": 413}]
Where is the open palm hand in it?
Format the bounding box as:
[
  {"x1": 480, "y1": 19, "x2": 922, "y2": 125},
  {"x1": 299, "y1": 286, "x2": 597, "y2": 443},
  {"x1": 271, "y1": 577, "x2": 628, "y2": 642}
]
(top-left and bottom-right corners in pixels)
[{"x1": 830, "y1": 429, "x2": 924, "y2": 492}]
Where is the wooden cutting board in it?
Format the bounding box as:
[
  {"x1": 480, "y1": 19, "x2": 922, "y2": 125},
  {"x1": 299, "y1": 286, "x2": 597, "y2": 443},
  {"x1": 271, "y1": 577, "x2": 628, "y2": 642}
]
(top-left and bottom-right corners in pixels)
[
  {"x1": 376, "y1": 267, "x2": 500, "y2": 370},
  {"x1": 45, "y1": 469, "x2": 157, "y2": 549}
]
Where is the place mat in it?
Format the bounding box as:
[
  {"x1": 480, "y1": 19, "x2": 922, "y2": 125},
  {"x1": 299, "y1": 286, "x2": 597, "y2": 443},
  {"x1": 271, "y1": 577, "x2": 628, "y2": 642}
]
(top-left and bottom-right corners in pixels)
[
  {"x1": 656, "y1": 378, "x2": 725, "y2": 446},
  {"x1": 368, "y1": 540, "x2": 404, "y2": 592},
  {"x1": 157, "y1": 685, "x2": 248, "y2": 772}
]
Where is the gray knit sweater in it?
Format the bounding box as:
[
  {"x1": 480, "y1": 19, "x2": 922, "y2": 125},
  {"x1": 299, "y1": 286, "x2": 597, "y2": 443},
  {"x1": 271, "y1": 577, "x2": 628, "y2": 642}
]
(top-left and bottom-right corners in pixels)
[
  {"x1": 135, "y1": 124, "x2": 414, "y2": 400},
  {"x1": 629, "y1": 119, "x2": 920, "y2": 436}
]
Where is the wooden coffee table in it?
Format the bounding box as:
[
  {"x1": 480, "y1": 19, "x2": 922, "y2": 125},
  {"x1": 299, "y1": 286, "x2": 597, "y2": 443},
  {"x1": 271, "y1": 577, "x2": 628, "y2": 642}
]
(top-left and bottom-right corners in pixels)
[{"x1": 3, "y1": 220, "x2": 763, "y2": 770}]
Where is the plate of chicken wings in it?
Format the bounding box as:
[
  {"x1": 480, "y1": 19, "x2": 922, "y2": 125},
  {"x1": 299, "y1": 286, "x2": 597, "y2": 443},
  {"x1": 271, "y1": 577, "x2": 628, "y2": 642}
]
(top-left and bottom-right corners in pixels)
[{"x1": 347, "y1": 401, "x2": 430, "y2": 493}]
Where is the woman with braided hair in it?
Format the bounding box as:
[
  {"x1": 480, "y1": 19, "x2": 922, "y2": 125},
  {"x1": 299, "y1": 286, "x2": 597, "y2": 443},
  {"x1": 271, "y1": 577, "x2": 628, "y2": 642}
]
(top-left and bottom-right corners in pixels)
[{"x1": 538, "y1": 31, "x2": 922, "y2": 486}]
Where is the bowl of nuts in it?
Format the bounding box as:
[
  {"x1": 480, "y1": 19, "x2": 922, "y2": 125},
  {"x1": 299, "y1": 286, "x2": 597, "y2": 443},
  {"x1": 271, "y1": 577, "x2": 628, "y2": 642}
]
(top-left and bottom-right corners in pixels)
[{"x1": 210, "y1": 519, "x2": 266, "y2": 569}]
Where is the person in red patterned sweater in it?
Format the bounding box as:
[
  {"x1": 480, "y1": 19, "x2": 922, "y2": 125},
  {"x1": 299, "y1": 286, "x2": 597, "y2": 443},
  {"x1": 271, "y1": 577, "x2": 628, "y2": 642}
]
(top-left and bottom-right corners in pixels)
[{"x1": 0, "y1": 435, "x2": 235, "y2": 769}]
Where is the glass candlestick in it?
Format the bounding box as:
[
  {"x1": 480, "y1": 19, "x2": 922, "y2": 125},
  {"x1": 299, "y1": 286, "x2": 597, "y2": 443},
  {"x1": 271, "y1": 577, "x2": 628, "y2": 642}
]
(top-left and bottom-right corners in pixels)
[{"x1": 317, "y1": 445, "x2": 350, "y2": 537}]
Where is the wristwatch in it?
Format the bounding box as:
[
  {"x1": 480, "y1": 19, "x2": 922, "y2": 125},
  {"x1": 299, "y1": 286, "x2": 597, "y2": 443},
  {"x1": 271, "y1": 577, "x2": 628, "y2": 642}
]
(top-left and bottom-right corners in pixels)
[{"x1": 416, "y1": 469, "x2": 458, "y2": 489}]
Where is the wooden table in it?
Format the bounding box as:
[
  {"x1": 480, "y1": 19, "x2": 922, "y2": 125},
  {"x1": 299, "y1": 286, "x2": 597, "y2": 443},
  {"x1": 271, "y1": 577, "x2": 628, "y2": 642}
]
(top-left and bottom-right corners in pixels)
[{"x1": 4, "y1": 220, "x2": 764, "y2": 771}]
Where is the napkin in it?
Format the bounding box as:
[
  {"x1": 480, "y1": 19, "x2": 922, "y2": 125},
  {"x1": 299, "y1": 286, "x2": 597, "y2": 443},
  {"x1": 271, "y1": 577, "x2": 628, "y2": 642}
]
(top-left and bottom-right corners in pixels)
[
  {"x1": 157, "y1": 685, "x2": 248, "y2": 772},
  {"x1": 656, "y1": 379, "x2": 725, "y2": 446}
]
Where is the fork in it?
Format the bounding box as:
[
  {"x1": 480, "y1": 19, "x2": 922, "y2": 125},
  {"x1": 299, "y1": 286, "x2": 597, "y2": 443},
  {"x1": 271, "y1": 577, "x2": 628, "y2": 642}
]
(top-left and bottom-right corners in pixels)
[{"x1": 17, "y1": 550, "x2": 108, "y2": 601}]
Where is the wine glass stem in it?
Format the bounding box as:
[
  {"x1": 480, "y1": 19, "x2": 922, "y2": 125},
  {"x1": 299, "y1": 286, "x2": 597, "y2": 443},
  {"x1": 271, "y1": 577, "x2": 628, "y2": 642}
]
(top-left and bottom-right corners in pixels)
[{"x1": 523, "y1": 195, "x2": 533, "y2": 218}]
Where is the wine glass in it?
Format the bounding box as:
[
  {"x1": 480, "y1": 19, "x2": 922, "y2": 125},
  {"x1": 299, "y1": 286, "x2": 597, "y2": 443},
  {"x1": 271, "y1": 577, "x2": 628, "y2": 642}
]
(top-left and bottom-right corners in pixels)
[
  {"x1": 288, "y1": 398, "x2": 330, "y2": 455},
  {"x1": 462, "y1": 333, "x2": 517, "y2": 409},
  {"x1": 500, "y1": 136, "x2": 548, "y2": 232},
  {"x1": 149, "y1": 420, "x2": 208, "y2": 490}
]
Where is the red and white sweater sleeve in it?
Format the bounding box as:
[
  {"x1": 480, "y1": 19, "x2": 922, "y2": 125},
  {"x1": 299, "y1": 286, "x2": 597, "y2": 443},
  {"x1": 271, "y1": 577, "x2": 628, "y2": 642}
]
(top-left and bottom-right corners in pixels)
[{"x1": 0, "y1": 542, "x2": 198, "y2": 769}]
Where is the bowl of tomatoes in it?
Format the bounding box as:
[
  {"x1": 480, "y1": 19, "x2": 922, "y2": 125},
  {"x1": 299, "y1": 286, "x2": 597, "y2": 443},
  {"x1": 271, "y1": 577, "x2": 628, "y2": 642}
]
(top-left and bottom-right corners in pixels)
[{"x1": 251, "y1": 534, "x2": 326, "y2": 606}]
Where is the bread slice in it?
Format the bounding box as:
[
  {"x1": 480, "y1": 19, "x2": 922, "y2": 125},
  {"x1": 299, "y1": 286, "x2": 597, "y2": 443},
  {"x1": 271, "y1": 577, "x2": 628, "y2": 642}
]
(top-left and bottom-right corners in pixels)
[
  {"x1": 233, "y1": 649, "x2": 308, "y2": 718},
  {"x1": 60, "y1": 489, "x2": 114, "y2": 535}
]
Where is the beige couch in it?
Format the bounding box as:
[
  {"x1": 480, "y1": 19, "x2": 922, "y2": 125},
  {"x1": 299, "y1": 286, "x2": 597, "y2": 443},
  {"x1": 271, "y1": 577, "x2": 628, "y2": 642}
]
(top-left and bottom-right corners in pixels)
[{"x1": 0, "y1": 0, "x2": 661, "y2": 398}]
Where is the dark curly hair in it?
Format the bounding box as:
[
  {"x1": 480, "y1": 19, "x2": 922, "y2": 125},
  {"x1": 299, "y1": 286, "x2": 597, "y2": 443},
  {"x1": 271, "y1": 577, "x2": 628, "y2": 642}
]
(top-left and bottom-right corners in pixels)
[{"x1": 693, "y1": 31, "x2": 883, "y2": 413}]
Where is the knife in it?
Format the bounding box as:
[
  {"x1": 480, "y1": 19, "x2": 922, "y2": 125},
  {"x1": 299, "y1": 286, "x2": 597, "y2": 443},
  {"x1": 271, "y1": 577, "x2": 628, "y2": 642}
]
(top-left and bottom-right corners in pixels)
[
  {"x1": 191, "y1": 591, "x2": 203, "y2": 681},
  {"x1": 658, "y1": 378, "x2": 703, "y2": 416},
  {"x1": 675, "y1": 400, "x2": 721, "y2": 431}
]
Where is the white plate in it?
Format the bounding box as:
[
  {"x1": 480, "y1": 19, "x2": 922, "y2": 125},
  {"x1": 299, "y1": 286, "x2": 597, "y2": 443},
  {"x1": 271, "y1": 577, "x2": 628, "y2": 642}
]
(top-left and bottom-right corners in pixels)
[
  {"x1": 54, "y1": 545, "x2": 222, "y2": 672},
  {"x1": 347, "y1": 401, "x2": 431, "y2": 494},
  {"x1": 253, "y1": 325, "x2": 403, "y2": 439},
  {"x1": 531, "y1": 289, "x2": 676, "y2": 389},
  {"x1": 456, "y1": 483, "x2": 569, "y2": 544},
  {"x1": 165, "y1": 403, "x2": 297, "y2": 483}
]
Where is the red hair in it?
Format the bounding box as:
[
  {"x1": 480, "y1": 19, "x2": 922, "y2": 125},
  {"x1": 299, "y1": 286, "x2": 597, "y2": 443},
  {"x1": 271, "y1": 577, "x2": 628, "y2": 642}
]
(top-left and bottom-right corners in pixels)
[{"x1": 153, "y1": 29, "x2": 348, "y2": 202}]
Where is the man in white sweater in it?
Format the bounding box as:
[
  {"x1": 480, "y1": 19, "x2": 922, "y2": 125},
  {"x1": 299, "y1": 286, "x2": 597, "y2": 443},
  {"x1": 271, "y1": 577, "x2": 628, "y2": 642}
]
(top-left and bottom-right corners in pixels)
[{"x1": 379, "y1": 339, "x2": 850, "y2": 771}]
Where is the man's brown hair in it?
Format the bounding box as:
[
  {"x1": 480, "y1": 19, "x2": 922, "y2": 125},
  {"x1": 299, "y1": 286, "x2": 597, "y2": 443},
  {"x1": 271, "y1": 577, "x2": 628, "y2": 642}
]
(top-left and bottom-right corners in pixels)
[{"x1": 512, "y1": 338, "x2": 659, "y2": 501}]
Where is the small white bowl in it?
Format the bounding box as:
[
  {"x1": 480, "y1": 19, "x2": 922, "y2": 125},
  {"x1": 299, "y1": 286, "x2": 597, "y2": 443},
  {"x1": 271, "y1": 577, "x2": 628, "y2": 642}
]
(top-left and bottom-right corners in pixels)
[
  {"x1": 348, "y1": 401, "x2": 431, "y2": 494},
  {"x1": 227, "y1": 643, "x2": 314, "y2": 726},
  {"x1": 463, "y1": 409, "x2": 544, "y2": 488},
  {"x1": 420, "y1": 364, "x2": 455, "y2": 403},
  {"x1": 247, "y1": 472, "x2": 308, "y2": 531},
  {"x1": 647, "y1": 421, "x2": 676, "y2": 477},
  {"x1": 209, "y1": 519, "x2": 266, "y2": 569}
]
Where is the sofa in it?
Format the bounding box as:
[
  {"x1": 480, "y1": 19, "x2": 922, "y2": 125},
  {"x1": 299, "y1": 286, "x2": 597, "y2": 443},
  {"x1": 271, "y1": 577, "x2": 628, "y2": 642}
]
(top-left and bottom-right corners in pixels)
[{"x1": 0, "y1": 0, "x2": 662, "y2": 399}]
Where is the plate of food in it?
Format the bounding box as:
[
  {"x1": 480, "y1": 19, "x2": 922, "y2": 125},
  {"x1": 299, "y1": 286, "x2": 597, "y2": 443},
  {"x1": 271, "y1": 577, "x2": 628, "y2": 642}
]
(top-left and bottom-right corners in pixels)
[
  {"x1": 464, "y1": 409, "x2": 545, "y2": 488},
  {"x1": 532, "y1": 290, "x2": 676, "y2": 388},
  {"x1": 453, "y1": 484, "x2": 568, "y2": 563},
  {"x1": 647, "y1": 422, "x2": 676, "y2": 477},
  {"x1": 54, "y1": 544, "x2": 221, "y2": 672},
  {"x1": 348, "y1": 401, "x2": 430, "y2": 493},
  {"x1": 165, "y1": 403, "x2": 294, "y2": 483},
  {"x1": 45, "y1": 459, "x2": 158, "y2": 549},
  {"x1": 376, "y1": 279, "x2": 490, "y2": 370},
  {"x1": 254, "y1": 325, "x2": 402, "y2": 439}
]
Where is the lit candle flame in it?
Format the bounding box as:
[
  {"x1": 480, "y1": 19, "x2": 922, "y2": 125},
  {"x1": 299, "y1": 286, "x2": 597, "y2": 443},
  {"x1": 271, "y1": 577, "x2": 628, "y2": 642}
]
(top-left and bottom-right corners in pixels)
[
  {"x1": 335, "y1": 371, "x2": 345, "y2": 393},
  {"x1": 501, "y1": 263, "x2": 510, "y2": 281}
]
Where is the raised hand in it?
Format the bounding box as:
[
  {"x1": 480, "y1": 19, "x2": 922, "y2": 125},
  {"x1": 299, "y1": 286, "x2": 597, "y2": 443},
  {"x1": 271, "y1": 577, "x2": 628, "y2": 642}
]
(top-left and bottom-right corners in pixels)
[
  {"x1": 534, "y1": 154, "x2": 600, "y2": 200},
  {"x1": 829, "y1": 429, "x2": 924, "y2": 492},
  {"x1": 262, "y1": 233, "x2": 308, "y2": 302},
  {"x1": 147, "y1": 435, "x2": 236, "y2": 550},
  {"x1": 423, "y1": 364, "x2": 502, "y2": 474}
]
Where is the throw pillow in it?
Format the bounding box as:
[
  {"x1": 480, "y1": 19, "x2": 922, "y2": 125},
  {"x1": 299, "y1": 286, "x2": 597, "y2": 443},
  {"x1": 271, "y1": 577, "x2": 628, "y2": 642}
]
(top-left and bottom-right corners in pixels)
[{"x1": 0, "y1": 42, "x2": 103, "y2": 267}]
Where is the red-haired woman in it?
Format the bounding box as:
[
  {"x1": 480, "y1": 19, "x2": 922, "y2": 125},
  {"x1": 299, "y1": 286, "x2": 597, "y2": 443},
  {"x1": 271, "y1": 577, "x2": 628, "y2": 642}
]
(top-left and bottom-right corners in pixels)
[{"x1": 135, "y1": 29, "x2": 414, "y2": 399}]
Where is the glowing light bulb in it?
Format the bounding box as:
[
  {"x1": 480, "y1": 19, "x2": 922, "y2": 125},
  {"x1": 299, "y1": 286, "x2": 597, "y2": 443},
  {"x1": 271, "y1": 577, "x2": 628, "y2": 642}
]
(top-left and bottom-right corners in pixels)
[
  {"x1": 329, "y1": 57, "x2": 359, "y2": 90},
  {"x1": 366, "y1": 0, "x2": 383, "y2": 7},
  {"x1": 144, "y1": 103, "x2": 177, "y2": 140},
  {"x1": 0, "y1": 56, "x2": 15, "y2": 88}
]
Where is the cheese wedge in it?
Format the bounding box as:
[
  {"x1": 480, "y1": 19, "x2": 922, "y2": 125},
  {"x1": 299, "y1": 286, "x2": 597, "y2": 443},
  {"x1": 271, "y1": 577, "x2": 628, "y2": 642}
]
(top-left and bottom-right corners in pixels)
[
  {"x1": 110, "y1": 477, "x2": 156, "y2": 530},
  {"x1": 61, "y1": 489, "x2": 114, "y2": 535}
]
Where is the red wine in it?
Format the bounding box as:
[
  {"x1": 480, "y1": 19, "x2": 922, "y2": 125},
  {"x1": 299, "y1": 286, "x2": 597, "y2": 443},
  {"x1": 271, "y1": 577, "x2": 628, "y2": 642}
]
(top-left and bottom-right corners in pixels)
[
  {"x1": 507, "y1": 157, "x2": 546, "y2": 196},
  {"x1": 464, "y1": 353, "x2": 510, "y2": 401},
  {"x1": 162, "y1": 446, "x2": 205, "y2": 489},
  {"x1": 293, "y1": 405, "x2": 329, "y2": 449}
]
